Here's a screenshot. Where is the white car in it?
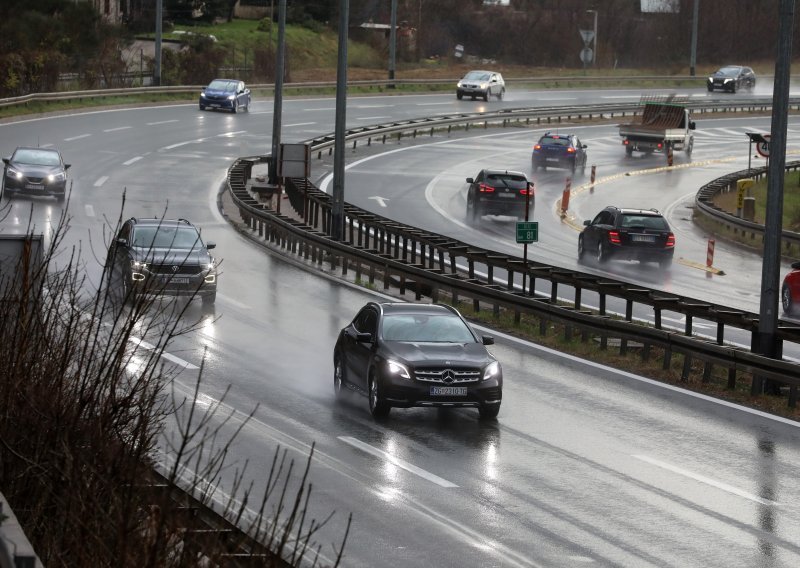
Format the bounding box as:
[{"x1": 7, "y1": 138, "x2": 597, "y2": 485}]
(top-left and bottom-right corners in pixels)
[{"x1": 456, "y1": 70, "x2": 505, "y2": 101}]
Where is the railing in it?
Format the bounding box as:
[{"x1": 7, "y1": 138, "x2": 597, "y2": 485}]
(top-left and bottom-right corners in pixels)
[
  {"x1": 695, "y1": 161, "x2": 800, "y2": 255},
  {"x1": 225, "y1": 101, "x2": 800, "y2": 408}
]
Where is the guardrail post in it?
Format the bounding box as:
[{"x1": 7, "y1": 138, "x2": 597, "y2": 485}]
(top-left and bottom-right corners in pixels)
[
  {"x1": 681, "y1": 354, "x2": 692, "y2": 381},
  {"x1": 702, "y1": 362, "x2": 712, "y2": 383}
]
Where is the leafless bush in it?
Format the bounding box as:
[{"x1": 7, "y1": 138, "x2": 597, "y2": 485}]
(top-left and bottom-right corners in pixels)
[{"x1": 0, "y1": 200, "x2": 349, "y2": 566}]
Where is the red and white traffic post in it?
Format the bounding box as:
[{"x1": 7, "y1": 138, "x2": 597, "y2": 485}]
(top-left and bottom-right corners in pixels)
[
  {"x1": 561, "y1": 177, "x2": 572, "y2": 216},
  {"x1": 706, "y1": 238, "x2": 715, "y2": 268},
  {"x1": 590, "y1": 165, "x2": 596, "y2": 191}
]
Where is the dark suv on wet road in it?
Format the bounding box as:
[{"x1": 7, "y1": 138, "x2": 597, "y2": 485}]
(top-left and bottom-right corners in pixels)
[
  {"x1": 106, "y1": 217, "x2": 218, "y2": 306},
  {"x1": 333, "y1": 302, "x2": 503, "y2": 419}
]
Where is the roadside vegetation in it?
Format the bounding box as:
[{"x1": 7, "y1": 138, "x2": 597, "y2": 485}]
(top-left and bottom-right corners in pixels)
[{"x1": 0, "y1": 202, "x2": 349, "y2": 566}]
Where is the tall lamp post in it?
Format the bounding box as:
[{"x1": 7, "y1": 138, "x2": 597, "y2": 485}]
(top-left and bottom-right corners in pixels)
[{"x1": 586, "y1": 9, "x2": 598, "y2": 66}]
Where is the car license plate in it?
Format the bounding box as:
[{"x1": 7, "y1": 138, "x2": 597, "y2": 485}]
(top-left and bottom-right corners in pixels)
[
  {"x1": 162, "y1": 276, "x2": 189, "y2": 284},
  {"x1": 497, "y1": 193, "x2": 516, "y2": 198},
  {"x1": 25, "y1": 183, "x2": 44, "y2": 190},
  {"x1": 430, "y1": 386, "x2": 467, "y2": 396},
  {"x1": 546, "y1": 157, "x2": 559, "y2": 162},
  {"x1": 631, "y1": 234, "x2": 655, "y2": 243}
]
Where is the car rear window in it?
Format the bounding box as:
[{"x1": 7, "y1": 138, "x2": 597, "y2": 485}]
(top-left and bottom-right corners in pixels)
[
  {"x1": 620, "y1": 214, "x2": 668, "y2": 230},
  {"x1": 486, "y1": 174, "x2": 528, "y2": 189},
  {"x1": 538, "y1": 136, "x2": 572, "y2": 147}
]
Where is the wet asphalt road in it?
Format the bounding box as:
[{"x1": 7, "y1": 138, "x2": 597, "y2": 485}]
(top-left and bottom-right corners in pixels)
[{"x1": 3, "y1": 86, "x2": 800, "y2": 566}]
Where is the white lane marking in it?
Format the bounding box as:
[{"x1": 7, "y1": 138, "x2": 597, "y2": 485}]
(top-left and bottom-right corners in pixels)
[
  {"x1": 601, "y1": 95, "x2": 646, "y2": 99},
  {"x1": 216, "y1": 130, "x2": 247, "y2": 138},
  {"x1": 94, "y1": 176, "x2": 109, "y2": 187},
  {"x1": 85, "y1": 204, "x2": 95, "y2": 217},
  {"x1": 303, "y1": 107, "x2": 335, "y2": 111},
  {"x1": 633, "y1": 455, "x2": 779, "y2": 507},
  {"x1": 284, "y1": 122, "x2": 316, "y2": 127},
  {"x1": 418, "y1": 102, "x2": 455, "y2": 105},
  {"x1": 123, "y1": 156, "x2": 142, "y2": 165},
  {"x1": 65, "y1": 134, "x2": 91, "y2": 141},
  {"x1": 127, "y1": 336, "x2": 199, "y2": 370},
  {"x1": 537, "y1": 97, "x2": 578, "y2": 101},
  {"x1": 369, "y1": 196, "x2": 389, "y2": 207},
  {"x1": 339, "y1": 436, "x2": 459, "y2": 488},
  {"x1": 162, "y1": 140, "x2": 204, "y2": 150},
  {"x1": 355, "y1": 104, "x2": 392, "y2": 108},
  {"x1": 357, "y1": 116, "x2": 391, "y2": 121},
  {"x1": 147, "y1": 119, "x2": 180, "y2": 126},
  {"x1": 104, "y1": 126, "x2": 132, "y2": 133}
]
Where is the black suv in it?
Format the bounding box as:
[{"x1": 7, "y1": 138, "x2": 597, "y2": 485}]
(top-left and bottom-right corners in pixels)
[
  {"x1": 465, "y1": 169, "x2": 534, "y2": 223},
  {"x1": 578, "y1": 206, "x2": 675, "y2": 268},
  {"x1": 333, "y1": 302, "x2": 502, "y2": 419},
  {"x1": 106, "y1": 218, "x2": 218, "y2": 306},
  {"x1": 531, "y1": 132, "x2": 588, "y2": 174},
  {"x1": 707, "y1": 65, "x2": 756, "y2": 93}
]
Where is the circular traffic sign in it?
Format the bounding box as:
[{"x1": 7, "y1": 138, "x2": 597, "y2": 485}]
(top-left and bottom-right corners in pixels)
[{"x1": 756, "y1": 134, "x2": 771, "y2": 157}]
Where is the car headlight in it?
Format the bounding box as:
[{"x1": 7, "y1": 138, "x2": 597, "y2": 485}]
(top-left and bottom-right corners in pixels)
[
  {"x1": 457, "y1": 81, "x2": 463, "y2": 88},
  {"x1": 480, "y1": 83, "x2": 488, "y2": 89},
  {"x1": 386, "y1": 359, "x2": 410, "y2": 379},
  {"x1": 200, "y1": 92, "x2": 207, "y2": 98},
  {"x1": 48, "y1": 172, "x2": 66, "y2": 182},
  {"x1": 7, "y1": 167, "x2": 22, "y2": 179},
  {"x1": 131, "y1": 260, "x2": 148, "y2": 270},
  {"x1": 482, "y1": 361, "x2": 500, "y2": 381},
  {"x1": 227, "y1": 94, "x2": 235, "y2": 100},
  {"x1": 723, "y1": 78, "x2": 732, "y2": 83}
]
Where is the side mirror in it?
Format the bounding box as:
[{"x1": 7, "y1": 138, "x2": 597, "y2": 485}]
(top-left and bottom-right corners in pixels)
[
  {"x1": 466, "y1": 177, "x2": 474, "y2": 184},
  {"x1": 582, "y1": 144, "x2": 588, "y2": 149},
  {"x1": 206, "y1": 241, "x2": 216, "y2": 250},
  {"x1": 583, "y1": 219, "x2": 591, "y2": 226},
  {"x1": 2, "y1": 158, "x2": 9, "y2": 166},
  {"x1": 64, "y1": 164, "x2": 72, "y2": 170},
  {"x1": 482, "y1": 336, "x2": 495, "y2": 346},
  {"x1": 356, "y1": 332, "x2": 373, "y2": 343},
  {"x1": 689, "y1": 121, "x2": 696, "y2": 130}
]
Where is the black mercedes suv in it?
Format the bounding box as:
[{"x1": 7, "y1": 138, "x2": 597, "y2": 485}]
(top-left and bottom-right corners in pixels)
[
  {"x1": 465, "y1": 169, "x2": 534, "y2": 223},
  {"x1": 106, "y1": 217, "x2": 218, "y2": 306},
  {"x1": 333, "y1": 302, "x2": 503, "y2": 419}
]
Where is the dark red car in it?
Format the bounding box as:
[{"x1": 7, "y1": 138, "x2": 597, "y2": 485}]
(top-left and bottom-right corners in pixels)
[{"x1": 782, "y1": 262, "x2": 800, "y2": 314}]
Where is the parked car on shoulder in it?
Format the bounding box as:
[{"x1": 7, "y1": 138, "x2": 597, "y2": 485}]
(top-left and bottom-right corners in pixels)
[
  {"x1": 578, "y1": 206, "x2": 675, "y2": 268},
  {"x1": 456, "y1": 70, "x2": 505, "y2": 101},
  {"x1": 707, "y1": 65, "x2": 756, "y2": 93},
  {"x1": 465, "y1": 169, "x2": 534, "y2": 223},
  {"x1": 531, "y1": 132, "x2": 588, "y2": 174},
  {"x1": 199, "y1": 79, "x2": 251, "y2": 113},
  {"x1": 782, "y1": 261, "x2": 800, "y2": 314},
  {"x1": 333, "y1": 302, "x2": 503, "y2": 419},
  {"x1": 105, "y1": 217, "x2": 218, "y2": 307},
  {"x1": 2, "y1": 147, "x2": 70, "y2": 202}
]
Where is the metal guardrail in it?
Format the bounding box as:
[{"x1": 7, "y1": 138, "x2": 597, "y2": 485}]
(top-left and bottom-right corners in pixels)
[
  {"x1": 695, "y1": 161, "x2": 800, "y2": 256},
  {"x1": 224, "y1": 100, "x2": 800, "y2": 408}
]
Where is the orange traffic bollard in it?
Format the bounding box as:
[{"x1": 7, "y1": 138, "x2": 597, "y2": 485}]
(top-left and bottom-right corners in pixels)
[
  {"x1": 590, "y1": 165, "x2": 596, "y2": 192},
  {"x1": 667, "y1": 145, "x2": 674, "y2": 167},
  {"x1": 706, "y1": 238, "x2": 715, "y2": 267},
  {"x1": 561, "y1": 177, "x2": 571, "y2": 216}
]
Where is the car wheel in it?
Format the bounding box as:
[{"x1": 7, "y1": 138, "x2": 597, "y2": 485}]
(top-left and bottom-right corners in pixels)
[
  {"x1": 570, "y1": 159, "x2": 577, "y2": 175},
  {"x1": 659, "y1": 256, "x2": 673, "y2": 269},
  {"x1": 497, "y1": 88, "x2": 505, "y2": 100},
  {"x1": 686, "y1": 137, "x2": 694, "y2": 157},
  {"x1": 368, "y1": 372, "x2": 390, "y2": 418},
  {"x1": 56, "y1": 193, "x2": 65, "y2": 203},
  {"x1": 202, "y1": 291, "x2": 216, "y2": 307},
  {"x1": 231, "y1": 101, "x2": 238, "y2": 114},
  {"x1": 580, "y1": 159, "x2": 587, "y2": 175},
  {"x1": 597, "y1": 240, "x2": 608, "y2": 264},
  {"x1": 483, "y1": 90, "x2": 489, "y2": 102},
  {"x1": 479, "y1": 403, "x2": 500, "y2": 419},
  {"x1": 457, "y1": 91, "x2": 463, "y2": 100},
  {"x1": 199, "y1": 104, "x2": 205, "y2": 111},
  {"x1": 731, "y1": 83, "x2": 737, "y2": 94},
  {"x1": 578, "y1": 235, "x2": 586, "y2": 262},
  {"x1": 333, "y1": 354, "x2": 346, "y2": 401},
  {"x1": 625, "y1": 145, "x2": 634, "y2": 156},
  {"x1": 782, "y1": 284, "x2": 795, "y2": 314}
]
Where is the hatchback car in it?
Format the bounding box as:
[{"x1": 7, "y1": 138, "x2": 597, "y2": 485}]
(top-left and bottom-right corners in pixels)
[
  {"x1": 465, "y1": 169, "x2": 534, "y2": 223},
  {"x1": 578, "y1": 206, "x2": 675, "y2": 268},
  {"x1": 531, "y1": 132, "x2": 588, "y2": 174},
  {"x1": 707, "y1": 66, "x2": 756, "y2": 93},
  {"x1": 2, "y1": 147, "x2": 70, "y2": 202},
  {"x1": 199, "y1": 79, "x2": 251, "y2": 112},
  {"x1": 333, "y1": 302, "x2": 502, "y2": 419},
  {"x1": 105, "y1": 217, "x2": 218, "y2": 306},
  {"x1": 782, "y1": 262, "x2": 800, "y2": 315},
  {"x1": 456, "y1": 70, "x2": 505, "y2": 101}
]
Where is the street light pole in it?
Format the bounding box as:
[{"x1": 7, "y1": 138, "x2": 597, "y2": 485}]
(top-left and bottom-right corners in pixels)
[{"x1": 690, "y1": 0, "x2": 700, "y2": 76}]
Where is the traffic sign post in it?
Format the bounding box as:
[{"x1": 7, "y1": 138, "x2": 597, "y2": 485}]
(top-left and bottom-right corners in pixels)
[
  {"x1": 756, "y1": 134, "x2": 771, "y2": 158},
  {"x1": 516, "y1": 221, "x2": 539, "y2": 244},
  {"x1": 736, "y1": 178, "x2": 754, "y2": 217}
]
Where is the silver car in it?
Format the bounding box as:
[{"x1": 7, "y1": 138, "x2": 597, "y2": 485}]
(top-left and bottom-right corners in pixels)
[{"x1": 456, "y1": 70, "x2": 505, "y2": 101}]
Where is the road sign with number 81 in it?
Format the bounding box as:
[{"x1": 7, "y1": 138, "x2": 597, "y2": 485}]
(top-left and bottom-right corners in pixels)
[{"x1": 516, "y1": 221, "x2": 539, "y2": 244}]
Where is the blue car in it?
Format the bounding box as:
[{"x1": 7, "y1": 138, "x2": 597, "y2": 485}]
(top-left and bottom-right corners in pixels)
[
  {"x1": 531, "y1": 132, "x2": 588, "y2": 175},
  {"x1": 199, "y1": 79, "x2": 251, "y2": 113}
]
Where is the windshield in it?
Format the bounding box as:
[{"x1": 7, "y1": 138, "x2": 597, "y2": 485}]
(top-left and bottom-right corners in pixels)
[
  {"x1": 13, "y1": 149, "x2": 60, "y2": 166},
  {"x1": 207, "y1": 79, "x2": 237, "y2": 92},
  {"x1": 464, "y1": 71, "x2": 490, "y2": 81},
  {"x1": 381, "y1": 313, "x2": 476, "y2": 343},
  {"x1": 715, "y1": 67, "x2": 740, "y2": 77},
  {"x1": 131, "y1": 226, "x2": 203, "y2": 249}
]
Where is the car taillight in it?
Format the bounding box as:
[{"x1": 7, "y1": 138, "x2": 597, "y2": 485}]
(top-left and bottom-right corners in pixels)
[
  {"x1": 479, "y1": 183, "x2": 495, "y2": 193},
  {"x1": 623, "y1": 139, "x2": 629, "y2": 145},
  {"x1": 608, "y1": 231, "x2": 621, "y2": 244},
  {"x1": 520, "y1": 188, "x2": 534, "y2": 196},
  {"x1": 533, "y1": 144, "x2": 542, "y2": 151},
  {"x1": 657, "y1": 142, "x2": 663, "y2": 149},
  {"x1": 665, "y1": 232, "x2": 676, "y2": 247},
  {"x1": 566, "y1": 147, "x2": 576, "y2": 153}
]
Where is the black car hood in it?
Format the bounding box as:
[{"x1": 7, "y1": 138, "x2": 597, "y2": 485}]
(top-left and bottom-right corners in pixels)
[
  {"x1": 131, "y1": 248, "x2": 211, "y2": 265},
  {"x1": 385, "y1": 341, "x2": 491, "y2": 367},
  {"x1": 11, "y1": 163, "x2": 63, "y2": 177}
]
